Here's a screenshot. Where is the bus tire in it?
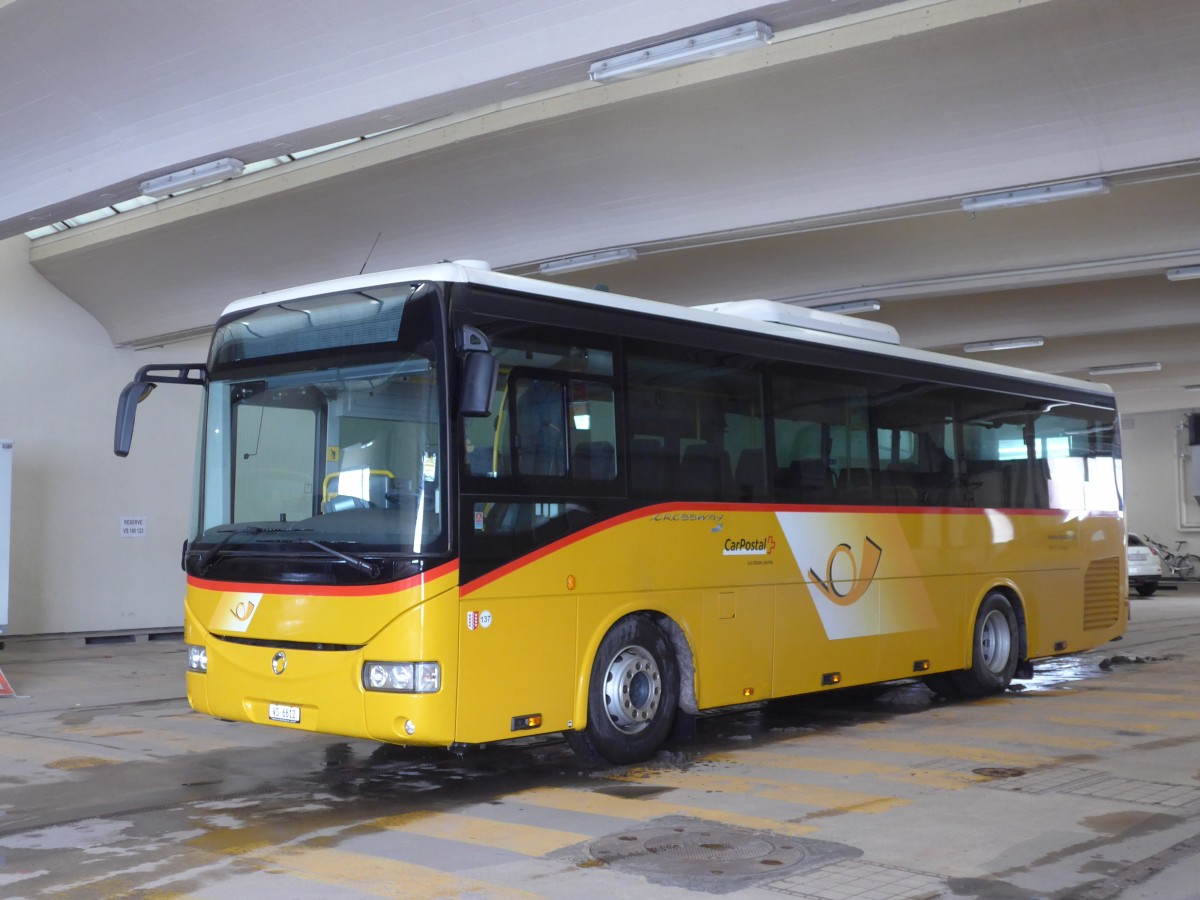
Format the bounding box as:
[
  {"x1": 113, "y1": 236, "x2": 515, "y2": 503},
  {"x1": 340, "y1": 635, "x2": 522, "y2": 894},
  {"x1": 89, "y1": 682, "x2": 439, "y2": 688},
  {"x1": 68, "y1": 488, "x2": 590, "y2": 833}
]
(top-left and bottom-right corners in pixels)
[
  {"x1": 1135, "y1": 584, "x2": 1157, "y2": 597},
  {"x1": 567, "y1": 615, "x2": 679, "y2": 766},
  {"x1": 925, "y1": 592, "x2": 1019, "y2": 700}
]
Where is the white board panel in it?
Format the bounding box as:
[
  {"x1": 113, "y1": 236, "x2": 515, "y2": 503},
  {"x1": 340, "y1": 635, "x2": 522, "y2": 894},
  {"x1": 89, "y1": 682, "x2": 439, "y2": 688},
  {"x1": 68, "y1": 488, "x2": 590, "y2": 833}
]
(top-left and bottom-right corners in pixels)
[{"x1": 0, "y1": 440, "x2": 11, "y2": 634}]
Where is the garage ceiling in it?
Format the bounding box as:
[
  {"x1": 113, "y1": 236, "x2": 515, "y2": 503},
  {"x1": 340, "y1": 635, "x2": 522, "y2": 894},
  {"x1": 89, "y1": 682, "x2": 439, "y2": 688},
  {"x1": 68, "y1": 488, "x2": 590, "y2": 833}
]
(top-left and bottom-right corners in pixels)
[{"x1": 6, "y1": 0, "x2": 1200, "y2": 414}]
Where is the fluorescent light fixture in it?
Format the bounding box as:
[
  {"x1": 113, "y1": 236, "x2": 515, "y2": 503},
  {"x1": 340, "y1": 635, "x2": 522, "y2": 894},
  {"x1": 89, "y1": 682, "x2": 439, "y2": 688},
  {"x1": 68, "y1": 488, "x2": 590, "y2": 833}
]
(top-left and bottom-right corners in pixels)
[
  {"x1": 963, "y1": 336, "x2": 1045, "y2": 353},
  {"x1": 810, "y1": 299, "x2": 881, "y2": 315},
  {"x1": 140, "y1": 158, "x2": 245, "y2": 198},
  {"x1": 1087, "y1": 362, "x2": 1162, "y2": 376},
  {"x1": 1166, "y1": 266, "x2": 1200, "y2": 281},
  {"x1": 961, "y1": 178, "x2": 1109, "y2": 212},
  {"x1": 589, "y1": 21, "x2": 772, "y2": 83},
  {"x1": 539, "y1": 248, "x2": 637, "y2": 275}
]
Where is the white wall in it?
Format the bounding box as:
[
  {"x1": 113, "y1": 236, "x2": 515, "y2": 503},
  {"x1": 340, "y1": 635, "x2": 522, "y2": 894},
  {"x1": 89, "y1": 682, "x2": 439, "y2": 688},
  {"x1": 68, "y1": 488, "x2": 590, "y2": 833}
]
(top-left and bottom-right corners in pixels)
[
  {"x1": 1120, "y1": 409, "x2": 1200, "y2": 549},
  {"x1": 0, "y1": 236, "x2": 204, "y2": 636}
]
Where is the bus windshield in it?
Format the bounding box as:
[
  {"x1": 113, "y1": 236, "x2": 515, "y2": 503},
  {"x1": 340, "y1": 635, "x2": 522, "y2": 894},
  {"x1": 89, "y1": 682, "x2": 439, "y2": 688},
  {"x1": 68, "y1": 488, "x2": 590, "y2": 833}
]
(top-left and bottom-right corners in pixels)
[{"x1": 190, "y1": 284, "x2": 445, "y2": 582}]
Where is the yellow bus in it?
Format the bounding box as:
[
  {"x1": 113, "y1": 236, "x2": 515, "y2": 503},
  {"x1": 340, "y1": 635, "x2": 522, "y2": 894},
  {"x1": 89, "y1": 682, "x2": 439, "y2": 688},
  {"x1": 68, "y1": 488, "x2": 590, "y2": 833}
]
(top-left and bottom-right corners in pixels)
[{"x1": 115, "y1": 262, "x2": 1126, "y2": 764}]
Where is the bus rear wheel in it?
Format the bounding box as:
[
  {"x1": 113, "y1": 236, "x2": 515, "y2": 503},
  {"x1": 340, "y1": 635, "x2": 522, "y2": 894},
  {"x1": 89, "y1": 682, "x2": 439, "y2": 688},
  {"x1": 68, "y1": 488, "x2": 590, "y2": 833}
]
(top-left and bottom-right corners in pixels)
[
  {"x1": 926, "y1": 591, "x2": 1020, "y2": 700},
  {"x1": 567, "y1": 615, "x2": 679, "y2": 766}
]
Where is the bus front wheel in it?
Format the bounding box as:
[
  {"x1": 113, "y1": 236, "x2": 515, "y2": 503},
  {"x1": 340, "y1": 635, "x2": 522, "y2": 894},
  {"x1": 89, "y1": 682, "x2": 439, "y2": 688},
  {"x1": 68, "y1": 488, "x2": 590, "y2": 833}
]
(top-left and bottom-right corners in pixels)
[
  {"x1": 926, "y1": 591, "x2": 1020, "y2": 700},
  {"x1": 567, "y1": 615, "x2": 679, "y2": 766}
]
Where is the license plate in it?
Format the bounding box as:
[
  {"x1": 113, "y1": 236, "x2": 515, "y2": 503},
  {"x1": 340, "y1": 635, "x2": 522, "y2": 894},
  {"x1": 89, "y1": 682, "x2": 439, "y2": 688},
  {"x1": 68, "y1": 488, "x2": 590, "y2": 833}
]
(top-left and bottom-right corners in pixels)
[{"x1": 268, "y1": 703, "x2": 301, "y2": 723}]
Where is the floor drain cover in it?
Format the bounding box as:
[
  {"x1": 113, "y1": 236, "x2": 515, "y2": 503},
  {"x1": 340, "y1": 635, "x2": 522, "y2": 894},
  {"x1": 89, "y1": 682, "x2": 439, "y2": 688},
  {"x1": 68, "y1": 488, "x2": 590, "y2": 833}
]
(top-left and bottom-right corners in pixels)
[
  {"x1": 973, "y1": 767, "x2": 1027, "y2": 779},
  {"x1": 586, "y1": 816, "x2": 859, "y2": 890}
]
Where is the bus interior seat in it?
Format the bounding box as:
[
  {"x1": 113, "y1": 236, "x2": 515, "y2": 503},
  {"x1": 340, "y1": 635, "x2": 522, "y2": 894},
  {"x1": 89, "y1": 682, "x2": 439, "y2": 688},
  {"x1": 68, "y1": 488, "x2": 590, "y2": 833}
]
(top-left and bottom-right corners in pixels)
[
  {"x1": 881, "y1": 464, "x2": 920, "y2": 505},
  {"x1": 785, "y1": 459, "x2": 834, "y2": 502},
  {"x1": 967, "y1": 462, "x2": 1007, "y2": 508},
  {"x1": 733, "y1": 448, "x2": 767, "y2": 501},
  {"x1": 837, "y1": 467, "x2": 873, "y2": 503},
  {"x1": 1008, "y1": 457, "x2": 1050, "y2": 509},
  {"x1": 679, "y1": 442, "x2": 732, "y2": 499},
  {"x1": 523, "y1": 423, "x2": 565, "y2": 475},
  {"x1": 574, "y1": 440, "x2": 616, "y2": 481},
  {"x1": 630, "y1": 437, "x2": 674, "y2": 495}
]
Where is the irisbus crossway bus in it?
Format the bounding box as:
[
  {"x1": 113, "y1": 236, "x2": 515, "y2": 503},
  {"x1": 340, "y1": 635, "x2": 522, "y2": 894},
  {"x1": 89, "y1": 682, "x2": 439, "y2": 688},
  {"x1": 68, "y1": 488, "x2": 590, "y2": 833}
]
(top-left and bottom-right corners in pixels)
[{"x1": 115, "y1": 261, "x2": 1126, "y2": 764}]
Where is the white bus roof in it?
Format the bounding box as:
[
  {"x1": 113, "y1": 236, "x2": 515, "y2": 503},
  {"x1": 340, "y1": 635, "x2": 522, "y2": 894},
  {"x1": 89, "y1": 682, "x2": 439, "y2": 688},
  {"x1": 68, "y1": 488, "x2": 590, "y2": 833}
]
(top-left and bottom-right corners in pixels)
[{"x1": 220, "y1": 261, "x2": 1113, "y2": 401}]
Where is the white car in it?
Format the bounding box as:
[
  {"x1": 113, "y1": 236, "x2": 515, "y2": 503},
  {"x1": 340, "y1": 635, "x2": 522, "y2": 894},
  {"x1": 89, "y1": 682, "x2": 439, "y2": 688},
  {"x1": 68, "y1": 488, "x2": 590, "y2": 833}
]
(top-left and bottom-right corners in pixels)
[{"x1": 1127, "y1": 534, "x2": 1163, "y2": 597}]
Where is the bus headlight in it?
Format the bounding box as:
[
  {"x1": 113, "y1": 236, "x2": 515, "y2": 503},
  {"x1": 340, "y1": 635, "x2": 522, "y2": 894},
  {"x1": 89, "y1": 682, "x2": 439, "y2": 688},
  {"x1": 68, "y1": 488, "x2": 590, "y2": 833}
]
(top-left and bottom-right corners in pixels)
[
  {"x1": 362, "y1": 661, "x2": 440, "y2": 693},
  {"x1": 186, "y1": 644, "x2": 208, "y2": 673}
]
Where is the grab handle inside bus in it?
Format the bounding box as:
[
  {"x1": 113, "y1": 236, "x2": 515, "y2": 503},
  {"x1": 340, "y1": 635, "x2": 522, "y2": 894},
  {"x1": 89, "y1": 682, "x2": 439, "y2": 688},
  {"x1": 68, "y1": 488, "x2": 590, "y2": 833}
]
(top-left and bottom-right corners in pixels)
[
  {"x1": 457, "y1": 325, "x2": 498, "y2": 418},
  {"x1": 114, "y1": 363, "x2": 207, "y2": 457}
]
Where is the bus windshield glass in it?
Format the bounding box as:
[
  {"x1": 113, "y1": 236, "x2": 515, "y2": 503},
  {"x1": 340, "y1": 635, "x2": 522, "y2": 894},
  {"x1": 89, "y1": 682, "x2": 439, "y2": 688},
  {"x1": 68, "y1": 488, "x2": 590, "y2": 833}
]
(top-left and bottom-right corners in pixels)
[{"x1": 192, "y1": 284, "x2": 445, "y2": 580}]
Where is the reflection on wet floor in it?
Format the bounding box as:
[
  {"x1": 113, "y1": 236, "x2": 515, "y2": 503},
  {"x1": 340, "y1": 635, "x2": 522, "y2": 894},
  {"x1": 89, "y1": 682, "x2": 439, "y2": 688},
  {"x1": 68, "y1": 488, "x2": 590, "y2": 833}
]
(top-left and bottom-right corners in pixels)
[
  {"x1": 283, "y1": 650, "x2": 1111, "y2": 801},
  {"x1": 1015, "y1": 653, "x2": 1103, "y2": 692},
  {"x1": 299, "y1": 649, "x2": 1124, "y2": 805}
]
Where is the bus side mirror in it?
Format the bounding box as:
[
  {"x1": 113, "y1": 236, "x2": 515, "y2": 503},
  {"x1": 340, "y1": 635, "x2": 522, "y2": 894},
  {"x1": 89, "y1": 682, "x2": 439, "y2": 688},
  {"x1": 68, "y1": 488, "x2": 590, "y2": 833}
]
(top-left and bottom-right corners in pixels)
[
  {"x1": 460, "y1": 351, "x2": 498, "y2": 418},
  {"x1": 114, "y1": 381, "x2": 156, "y2": 457},
  {"x1": 456, "y1": 324, "x2": 497, "y2": 418},
  {"x1": 113, "y1": 363, "x2": 207, "y2": 457}
]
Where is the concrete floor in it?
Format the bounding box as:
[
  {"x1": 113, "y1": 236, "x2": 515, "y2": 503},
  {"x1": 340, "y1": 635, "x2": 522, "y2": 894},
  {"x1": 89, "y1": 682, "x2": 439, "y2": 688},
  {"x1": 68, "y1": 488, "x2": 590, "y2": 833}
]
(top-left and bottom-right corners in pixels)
[{"x1": 1, "y1": 587, "x2": 1198, "y2": 898}]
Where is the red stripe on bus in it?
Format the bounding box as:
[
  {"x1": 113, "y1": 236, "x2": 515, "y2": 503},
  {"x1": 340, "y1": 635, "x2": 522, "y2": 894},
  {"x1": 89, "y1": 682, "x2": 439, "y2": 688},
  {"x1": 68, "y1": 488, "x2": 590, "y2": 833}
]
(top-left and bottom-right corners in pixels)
[
  {"x1": 459, "y1": 501, "x2": 1114, "y2": 596},
  {"x1": 187, "y1": 559, "x2": 459, "y2": 597}
]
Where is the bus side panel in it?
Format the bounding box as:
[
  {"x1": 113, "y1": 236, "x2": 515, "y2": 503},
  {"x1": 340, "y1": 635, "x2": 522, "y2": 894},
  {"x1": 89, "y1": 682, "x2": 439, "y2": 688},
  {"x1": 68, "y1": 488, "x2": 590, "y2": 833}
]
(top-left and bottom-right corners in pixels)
[
  {"x1": 875, "y1": 575, "x2": 967, "y2": 683},
  {"x1": 700, "y1": 586, "x2": 774, "y2": 707},
  {"x1": 771, "y1": 582, "x2": 879, "y2": 697},
  {"x1": 454, "y1": 590, "x2": 579, "y2": 744}
]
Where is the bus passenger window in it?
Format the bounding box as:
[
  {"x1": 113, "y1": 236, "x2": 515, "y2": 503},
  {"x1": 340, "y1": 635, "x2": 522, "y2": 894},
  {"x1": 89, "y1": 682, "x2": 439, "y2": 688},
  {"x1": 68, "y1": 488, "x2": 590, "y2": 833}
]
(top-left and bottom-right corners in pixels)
[{"x1": 626, "y1": 347, "x2": 763, "y2": 502}]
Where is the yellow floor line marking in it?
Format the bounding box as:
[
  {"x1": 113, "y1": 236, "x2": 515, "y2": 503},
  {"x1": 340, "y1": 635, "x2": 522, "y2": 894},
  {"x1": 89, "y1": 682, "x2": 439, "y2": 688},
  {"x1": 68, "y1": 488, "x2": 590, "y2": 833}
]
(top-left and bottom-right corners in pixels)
[
  {"x1": 0, "y1": 735, "x2": 124, "y2": 768},
  {"x1": 57, "y1": 724, "x2": 242, "y2": 753},
  {"x1": 753, "y1": 785, "x2": 906, "y2": 814},
  {"x1": 509, "y1": 786, "x2": 818, "y2": 838},
  {"x1": 60, "y1": 725, "x2": 143, "y2": 738},
  {"x1": 376, "y1": 811, "x2": 589, "y2": 857},
  {"x1": 846, "y1": 738, "x2": 1054, "y2": 767},
  {"x1": 1080, "y1": 688, "x2": 1200, "y2": 704},
  {"x1": 1040, "y1": 714, "x2": 1166, "y2": 733},
  {"x1": 44, "y1": 756, "x2": 122, "y2": 770},
  {"x1": 706, "y1": 750, "x2": 983, "y2": 790},
  {"x1": 921, "y1": 726, "x2": 1116, "y2": 752},
  {"x1": 1037, "y1": 699, "x2": 1200, "y2": 720},
  {"x1": 252, "y1": 846, "x2": 541, "y2": 899},
  {"x1": 187, "y1": 831, "x2": 276, "y2": 858},
  {"x1": 614, "y1": 768, "x2": 907, "y2": 815}
]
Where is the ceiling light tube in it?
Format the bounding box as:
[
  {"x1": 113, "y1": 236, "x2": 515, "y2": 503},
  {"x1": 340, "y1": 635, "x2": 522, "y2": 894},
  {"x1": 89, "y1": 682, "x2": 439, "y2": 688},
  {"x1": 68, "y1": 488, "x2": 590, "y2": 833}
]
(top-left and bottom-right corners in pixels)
[
  {"x1": 1087, "y1": 362, "x2": 1162, "y2": 376},
  {"x1": 588, "y1": 21, "x2": 773, "y2": 83},
  {"x1": 538, "y1": 248, "x2": 637, "y2": 275},
  {"x1": 1166, "y1": 266, "x2": 1200, "y2": 281},
  {"x1": 810, "y1": 299, "x2": 881, "y2": 315},
  {"x1": 140, "y1": 158, "x2": 245, "y2": 199},
  {"x1": 963, "y1": 336, "x2": 1045, "y2": 353},
  {"x1": 961, "y1": 178, "x2": 1109, "y2": 212}
]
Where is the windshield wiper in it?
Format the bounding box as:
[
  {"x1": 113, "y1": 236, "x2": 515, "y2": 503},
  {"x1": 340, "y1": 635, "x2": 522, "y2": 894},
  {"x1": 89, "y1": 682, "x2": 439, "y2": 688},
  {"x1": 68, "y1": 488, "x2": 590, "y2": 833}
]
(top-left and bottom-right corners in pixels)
[
  {"x1": 195, "y1": 525, "x2": 310, "y2": 574},
  {"x1": 303, "y1": 540, "x2": 380, "y2": 577}
]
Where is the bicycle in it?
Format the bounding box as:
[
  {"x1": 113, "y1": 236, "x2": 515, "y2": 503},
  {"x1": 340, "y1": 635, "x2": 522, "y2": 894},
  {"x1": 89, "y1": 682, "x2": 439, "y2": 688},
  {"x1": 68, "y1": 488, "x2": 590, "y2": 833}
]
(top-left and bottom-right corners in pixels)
[{"x1": 1142, "y1": 536, "x2": 1200, "y2": 580}]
